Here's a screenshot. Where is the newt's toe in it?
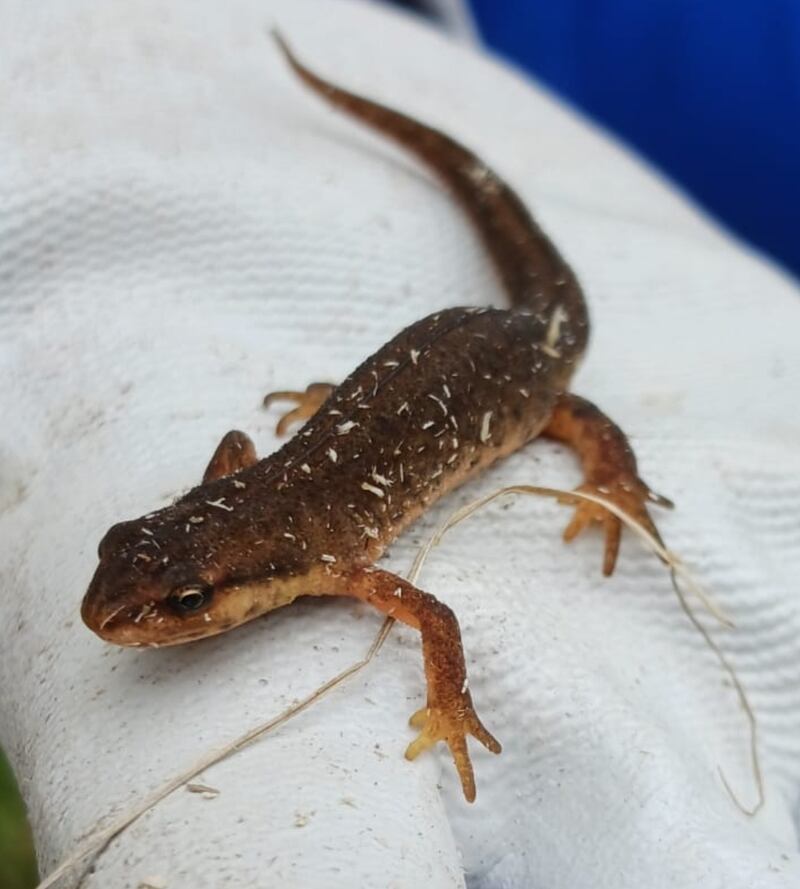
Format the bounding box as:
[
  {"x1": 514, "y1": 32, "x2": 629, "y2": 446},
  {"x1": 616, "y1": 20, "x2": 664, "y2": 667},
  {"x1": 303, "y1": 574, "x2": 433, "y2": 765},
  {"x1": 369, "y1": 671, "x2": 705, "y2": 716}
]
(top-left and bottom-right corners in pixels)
[
  {"x1": 263, "y1": 382, "x2": 335, "y2": 435},
  {"x1": 561, "y1": 478, "x2": 671, "y2": 576},
  {"x1": 405, "y1": 700, "x2": 501, "y2": 803}
]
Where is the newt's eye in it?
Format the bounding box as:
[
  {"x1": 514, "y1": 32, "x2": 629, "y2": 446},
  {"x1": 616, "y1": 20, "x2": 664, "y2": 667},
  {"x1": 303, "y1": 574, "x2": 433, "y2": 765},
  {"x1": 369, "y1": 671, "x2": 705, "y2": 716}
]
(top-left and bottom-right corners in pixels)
[{"x1": 169, "y1": 585, "x2": 212, "y2": 613}]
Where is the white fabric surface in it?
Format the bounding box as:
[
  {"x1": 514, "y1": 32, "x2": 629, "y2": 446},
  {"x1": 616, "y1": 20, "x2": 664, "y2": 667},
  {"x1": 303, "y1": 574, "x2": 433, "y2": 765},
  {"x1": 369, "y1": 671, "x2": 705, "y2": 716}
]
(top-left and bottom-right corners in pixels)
[{"x1": 1, "y1": 1, "x2": 799, "y2": 887}]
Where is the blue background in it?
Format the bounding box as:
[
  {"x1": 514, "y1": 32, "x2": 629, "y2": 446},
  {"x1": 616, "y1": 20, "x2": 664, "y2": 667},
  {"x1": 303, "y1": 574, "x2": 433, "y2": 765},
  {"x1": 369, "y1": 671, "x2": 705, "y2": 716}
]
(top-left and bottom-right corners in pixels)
[{"x1": 468, "y1": 1, "x2": 799, "y2": 279}]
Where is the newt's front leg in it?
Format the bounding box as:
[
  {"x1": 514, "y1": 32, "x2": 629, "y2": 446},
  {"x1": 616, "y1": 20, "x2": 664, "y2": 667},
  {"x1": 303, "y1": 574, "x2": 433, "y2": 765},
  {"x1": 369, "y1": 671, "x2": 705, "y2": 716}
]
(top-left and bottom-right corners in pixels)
[
  {"x1": 203, "y1": 430, "x2": 258, "y2": 482},
  {"x1": 329, "y1": 567, "x2": 501, "y2": 802},
  {"x1": 543, "y1": 393, "x2": 673, "y2": 575}
]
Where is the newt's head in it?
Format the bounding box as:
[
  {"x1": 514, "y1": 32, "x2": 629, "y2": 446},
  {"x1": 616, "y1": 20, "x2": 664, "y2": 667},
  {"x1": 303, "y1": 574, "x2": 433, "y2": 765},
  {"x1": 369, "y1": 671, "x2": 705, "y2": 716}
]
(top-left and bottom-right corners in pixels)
[{"x1": 81, "y1": 480, "x2": 304, "y2": 647}]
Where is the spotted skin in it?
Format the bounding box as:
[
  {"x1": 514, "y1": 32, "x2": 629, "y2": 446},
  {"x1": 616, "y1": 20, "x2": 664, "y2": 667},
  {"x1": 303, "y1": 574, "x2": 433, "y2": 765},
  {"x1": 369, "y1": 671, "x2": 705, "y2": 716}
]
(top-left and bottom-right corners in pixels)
[{"x1": 81, "y1": 35, "x2": 668, "y2": 802}]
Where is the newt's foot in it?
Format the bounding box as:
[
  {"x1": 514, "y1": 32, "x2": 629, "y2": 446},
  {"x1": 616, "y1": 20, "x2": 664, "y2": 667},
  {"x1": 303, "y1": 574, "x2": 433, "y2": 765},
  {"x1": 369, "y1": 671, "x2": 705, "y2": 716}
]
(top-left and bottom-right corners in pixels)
[
  {"x1": 262, "y1": 382, "x2": 335, "y2": 435},
  {"x1": 405, "y1": 698, "x2": 501, "y2": 803},
  {"x1": 561, "y1": 478, "x2": 673, "y2": 576}
]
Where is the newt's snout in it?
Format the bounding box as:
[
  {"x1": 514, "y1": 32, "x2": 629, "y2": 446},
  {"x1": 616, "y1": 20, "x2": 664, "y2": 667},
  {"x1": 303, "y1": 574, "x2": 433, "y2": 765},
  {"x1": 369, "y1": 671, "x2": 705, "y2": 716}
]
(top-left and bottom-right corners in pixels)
[
  {"x1": 82, "y1": 542, "x2": 251, "y2": 647},
  {"x1": 81, "y1": 567, "x2": 147, "y2": 645}
]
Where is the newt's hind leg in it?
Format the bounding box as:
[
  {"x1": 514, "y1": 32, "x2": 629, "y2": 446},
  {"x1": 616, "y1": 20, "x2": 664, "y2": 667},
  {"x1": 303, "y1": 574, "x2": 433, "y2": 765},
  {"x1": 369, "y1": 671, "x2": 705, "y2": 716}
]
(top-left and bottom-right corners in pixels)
[
  {"x1": 263, "y1": 382, "x2": 335, "y2": 435},
  {"x1": 329, "y1": 567, "x2": 501, "y2": 802},
  {"x1": 542, "y1": 393, "x2": 673, "y2": 576}
]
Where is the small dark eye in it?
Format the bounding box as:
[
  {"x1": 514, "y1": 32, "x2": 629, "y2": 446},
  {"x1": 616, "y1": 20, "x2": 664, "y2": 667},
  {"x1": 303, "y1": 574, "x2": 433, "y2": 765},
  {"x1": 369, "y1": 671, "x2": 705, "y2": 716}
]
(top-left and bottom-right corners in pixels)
[{"x1": 169, "y1": 585, "x2": 212, "y2": 613}]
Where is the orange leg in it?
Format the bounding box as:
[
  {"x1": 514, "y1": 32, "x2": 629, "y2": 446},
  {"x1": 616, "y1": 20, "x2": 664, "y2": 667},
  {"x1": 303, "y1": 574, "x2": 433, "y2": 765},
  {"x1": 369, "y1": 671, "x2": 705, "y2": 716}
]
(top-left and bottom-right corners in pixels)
[
  {"x1": 263, "y1": 382, "x2": 335, "y2": 436},
  {"x1": 542, "y1": 393, "x2": 673, "y2": 576},
  {"x1": 331, "y1": 567, "x2": 501, "y2": 802},
  {"x1": 202, "y1": 430, "x2": 258, "y2": 483}
]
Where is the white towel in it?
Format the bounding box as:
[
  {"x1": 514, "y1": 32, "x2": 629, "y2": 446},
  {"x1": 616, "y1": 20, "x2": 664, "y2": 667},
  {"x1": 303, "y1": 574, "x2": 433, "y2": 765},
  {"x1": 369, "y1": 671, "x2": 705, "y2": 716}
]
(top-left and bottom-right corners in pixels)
[{"x1": 1, "y1": 1, "x2": 799, "y2": 887}]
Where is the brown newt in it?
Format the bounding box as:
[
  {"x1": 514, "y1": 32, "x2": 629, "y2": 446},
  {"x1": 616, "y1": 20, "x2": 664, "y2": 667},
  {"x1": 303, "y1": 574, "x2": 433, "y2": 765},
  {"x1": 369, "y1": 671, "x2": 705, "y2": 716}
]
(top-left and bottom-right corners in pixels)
[{"x1": 81, "y1": 33, "x2": 671, "y2": 802}]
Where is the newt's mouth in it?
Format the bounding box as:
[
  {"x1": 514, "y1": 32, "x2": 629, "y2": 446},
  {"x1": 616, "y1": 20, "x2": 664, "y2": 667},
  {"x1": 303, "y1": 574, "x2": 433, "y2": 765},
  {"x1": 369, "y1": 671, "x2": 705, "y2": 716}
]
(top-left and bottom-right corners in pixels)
[
  {"x1": 81, "y1": 595, "x2": 146, "y2": 645},
  {"x1": 81, "y1": 601, "x2": 216, "y2": 647},
  {"x1": 81, "y1": 563, "x2": 168, "y2": 645},
  {"x1": 81, "y1": 583, "x2": 238, "y2": 647}
]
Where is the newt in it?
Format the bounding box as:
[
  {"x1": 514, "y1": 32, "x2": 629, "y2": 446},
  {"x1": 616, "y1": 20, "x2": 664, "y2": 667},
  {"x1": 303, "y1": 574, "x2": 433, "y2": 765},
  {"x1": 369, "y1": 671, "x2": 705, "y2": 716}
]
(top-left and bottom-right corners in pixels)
[{"x1": 81, "y1": 33, "x2": 671, "y2": 802}]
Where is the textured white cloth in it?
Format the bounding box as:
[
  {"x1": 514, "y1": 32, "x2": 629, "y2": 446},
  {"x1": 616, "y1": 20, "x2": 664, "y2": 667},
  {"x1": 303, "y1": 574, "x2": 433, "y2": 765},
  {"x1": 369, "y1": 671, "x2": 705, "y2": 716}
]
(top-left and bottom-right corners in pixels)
[{"x1": 1, "y1": 1, "x2": 799, "y2": 887}]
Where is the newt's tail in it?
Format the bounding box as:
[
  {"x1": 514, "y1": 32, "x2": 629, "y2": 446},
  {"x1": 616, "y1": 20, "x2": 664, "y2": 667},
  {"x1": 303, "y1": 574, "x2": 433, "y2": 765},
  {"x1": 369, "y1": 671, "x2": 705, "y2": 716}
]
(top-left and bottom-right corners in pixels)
[{"x1": 272, "y1": 30, "x2": 588, "y2": 358}]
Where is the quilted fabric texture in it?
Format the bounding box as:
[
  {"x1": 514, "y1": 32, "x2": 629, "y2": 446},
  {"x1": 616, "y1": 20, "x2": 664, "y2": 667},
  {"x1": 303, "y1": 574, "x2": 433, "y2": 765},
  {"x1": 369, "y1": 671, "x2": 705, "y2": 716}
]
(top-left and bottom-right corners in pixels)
[{"x1": 1, "y1": 1, "x2": 799, "y2": 887}]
